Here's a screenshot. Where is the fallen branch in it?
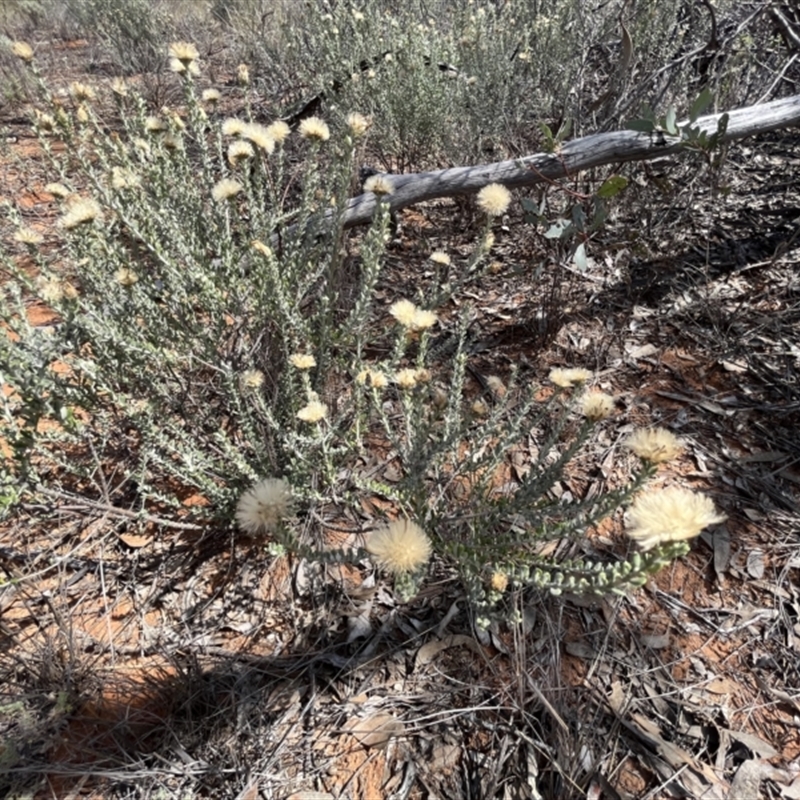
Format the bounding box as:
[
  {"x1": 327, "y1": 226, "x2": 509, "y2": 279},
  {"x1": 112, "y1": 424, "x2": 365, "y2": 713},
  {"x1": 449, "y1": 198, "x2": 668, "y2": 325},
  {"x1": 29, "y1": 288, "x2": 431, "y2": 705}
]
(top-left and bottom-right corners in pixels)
[{"x1": 338, "y1": 93, "x2": 800, "y2": 228}]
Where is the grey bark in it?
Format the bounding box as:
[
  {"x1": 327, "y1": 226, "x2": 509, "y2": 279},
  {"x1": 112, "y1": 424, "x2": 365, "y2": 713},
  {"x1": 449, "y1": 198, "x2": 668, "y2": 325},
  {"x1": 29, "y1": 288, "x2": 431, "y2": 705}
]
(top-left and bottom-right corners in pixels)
[{"x1": 339, "y1": 93, "x2": 800, "y2": 229}]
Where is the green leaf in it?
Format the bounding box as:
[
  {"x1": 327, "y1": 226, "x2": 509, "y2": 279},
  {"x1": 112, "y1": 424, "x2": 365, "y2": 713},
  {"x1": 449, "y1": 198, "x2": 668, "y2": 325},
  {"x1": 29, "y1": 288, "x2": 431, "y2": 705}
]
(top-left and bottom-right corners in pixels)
[
  {"x1": 544, "y1": 219, "x2": 571, "y2": 239},
  {"x1": 664, "y1": 107, "x2": 678, "y2": 136},
  {"x1": 596, "y1": 175, "x2": 628, "y2": 199},
  {"x1": 573, "y1": 243, "x2": 588, "y2": 272},
  {"x1": 626, "y1": 118, "x2": 655, "y2": 133},
  {"x1": 539, "y1": 122, "x2": 555, "y2": 152},
  {"x1": 689, "y1": 87, "x2": 713, "y2": 123}
]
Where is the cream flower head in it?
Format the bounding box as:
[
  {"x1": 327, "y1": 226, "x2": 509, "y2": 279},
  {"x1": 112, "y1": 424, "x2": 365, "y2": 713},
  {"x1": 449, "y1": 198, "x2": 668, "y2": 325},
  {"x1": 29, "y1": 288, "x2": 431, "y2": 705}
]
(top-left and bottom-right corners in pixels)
[
  {"x1": 429, "y1": 250, "x2": 451, "y2": 265},
  {"x1": 60, "y1": 197, "x2": 102, "y2": 230},
  {"x1": 239, "y1": 369, "x2": 265, "y2": 391},
  {"x1": 11, "y1": 41, "x2": 34, "y2": 61},
  {"x1": 236, "y1": 478, "x2": 293, "y2": 534},
  {"x1": 241, "y1": 122, "x2": 276, "y2": 153},
  {"x1": 228, "y1": 139, "x2": 254, "y2": 166},
  {"x1": 624, "y1": 428, "x2": 684, "y2": 464},
  {"x1": 626, "y1": 487, "x2": 725, "y2": 551},
  {"x1": 289, "y1": 353, "x2": 316, "y2": 370},
  {"x1": 266, "y1": 120, "x2": 291, "y2": 144},
  {"x1": 168, "y1": 42, "x2": 199, "y2": 66},
  {"x1": 346, "y1": 112, "x2": 371, "y2": 137},
  {"x1": 202, "y1": 88, "x2": 221, "y2": 104},
  {"x1": 389, "y1": 299, "x2": 437, "y2": 331},
  {"x1": 299, "y1": 116, "x2": 330, "y2": 142},
  {"x1": 395, "y1": 368, "x2": 419, "y2": 390},
  {"x1": 366, "y1": 519, "x2": 433, "y2": 574},
  {"x1": 297, "y1": 399, "x2": 327, "y2": 422},
  {"x1": 581, "y1": 391, "x2": 615, "y2": 421},
  {"x1": 548, "y1": 367, "x2": 593, "y2": 388},
  {"x1": 70, "y1": 82, "x2": 96, "y2": 103},
  {"x1": 212, "y1": 178, "x2": 243, "y2": 202},
  {"x1": 222, "y1": 117, "x2": 247, "y2": 136},
  {"x1": 14, "y1": 227, "x2": 44, "y2": 245},
  {"x1": 363, "y1": 174, "x2": 394, "y2": 196},
  {"x1": 477, "y1": 183, "x2": 511, "y2": 216}
]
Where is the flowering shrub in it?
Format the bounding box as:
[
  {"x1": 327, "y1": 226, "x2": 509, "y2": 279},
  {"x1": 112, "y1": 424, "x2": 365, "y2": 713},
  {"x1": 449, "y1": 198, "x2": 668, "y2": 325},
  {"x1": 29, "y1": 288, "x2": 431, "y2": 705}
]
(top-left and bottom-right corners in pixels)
[{"x1": 0, "y1": 43, "x2": 726, "y2": 631}]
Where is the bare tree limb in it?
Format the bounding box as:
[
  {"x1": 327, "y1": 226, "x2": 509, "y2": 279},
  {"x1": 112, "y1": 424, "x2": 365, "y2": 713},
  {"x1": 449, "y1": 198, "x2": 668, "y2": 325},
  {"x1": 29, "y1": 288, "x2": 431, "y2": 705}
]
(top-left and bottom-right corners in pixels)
[{"x1": 337, "y1": 94, "x2": 800, "y2": 229}]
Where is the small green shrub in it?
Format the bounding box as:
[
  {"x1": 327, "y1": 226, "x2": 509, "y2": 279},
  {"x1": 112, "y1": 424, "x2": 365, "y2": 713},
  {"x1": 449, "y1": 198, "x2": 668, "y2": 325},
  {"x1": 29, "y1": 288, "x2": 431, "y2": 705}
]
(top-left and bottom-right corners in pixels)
[{"x1": 0, "y1": 43, "x2": 725, "y2": 629}]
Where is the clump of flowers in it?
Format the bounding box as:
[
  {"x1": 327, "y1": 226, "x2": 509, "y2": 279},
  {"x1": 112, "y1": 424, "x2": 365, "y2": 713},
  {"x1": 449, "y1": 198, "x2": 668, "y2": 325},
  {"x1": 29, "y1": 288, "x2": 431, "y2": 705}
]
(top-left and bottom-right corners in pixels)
[
  {"x1": 389, "y1": 299, "x2": 437, "y2": 331},
  {"x1": 395, "y1": 368, "x2": 420, "y2": 390},
  {"x1": 548, "y1": 367, "x2": 593, "y2": 388},
  {"x1": 477, "y1": 182, "x2": 511, "y2": 216},
  {"x1": 624, "y1": 428, "x2": 684, "y2": 464},
  {"x1": 236, "y1": 478, "x2": 293, "y2": 534},
  {"x1": 241, "y1": 122, "x2": 275, "y2": 152},
  {"x1": 366, "y1": 519, "x2": 432, "y2": 575},
  {"x1": 299, "y1": 116, "x2": 330, "y2": 142},
  {"x1": 626, "y1": 487, "x2": 726, "y2": 551},
  {"x1": 356, "y1": 368, "x2": 388, "y2": 389}
]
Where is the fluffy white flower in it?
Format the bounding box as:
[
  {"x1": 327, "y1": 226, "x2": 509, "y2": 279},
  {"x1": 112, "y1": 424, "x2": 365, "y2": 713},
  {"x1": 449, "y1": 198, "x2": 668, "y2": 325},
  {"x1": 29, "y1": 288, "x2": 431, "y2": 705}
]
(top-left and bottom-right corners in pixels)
[{"x1": 236, "y1": 478, "x2": 293, "y2": 534}]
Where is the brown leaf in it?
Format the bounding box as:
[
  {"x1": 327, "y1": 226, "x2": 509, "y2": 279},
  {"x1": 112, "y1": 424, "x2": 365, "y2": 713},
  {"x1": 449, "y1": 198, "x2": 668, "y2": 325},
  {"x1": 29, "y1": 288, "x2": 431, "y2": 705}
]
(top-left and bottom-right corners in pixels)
[
  {"x1": 118, "y1": 532, "x2": 152, "y2": 549},
  {"x1": 345, "y1": 712, "x2": 404, "y2": 750}
]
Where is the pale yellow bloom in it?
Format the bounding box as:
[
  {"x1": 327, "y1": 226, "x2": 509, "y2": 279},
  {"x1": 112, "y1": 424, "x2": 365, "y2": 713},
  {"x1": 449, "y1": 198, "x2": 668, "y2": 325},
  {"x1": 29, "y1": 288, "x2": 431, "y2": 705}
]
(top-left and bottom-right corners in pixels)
[
  {"x1": 266, "y1": 120, "x2": 291, "y2": 144},
  {"x1": 69, "y1": 82, "x2": 96, "y2": 103},
  {"x1": 170, "y1": 58, "x2": 200, "y2": 76},
  {"x1": 111, "y1": 78, "x2": 128, "y2": 96},
  {"x1": 201, "y1": 88, "x2": 221, "y2": 104},
  {"x1": 366, "y1": 519, "x2": 432, "y2": 575},
  {"x1": 228, "y1": 139, "x2": 254, "y2": 166},
  {"x1": 624, "y1": 428, "x2": 684, "y2": 464},
  {"x1": 212, "y1": 178, "x2": 243, "y2": 202},
  {"x1": 241, "y1": 122, "x2": 275, "y2": 152},
  {"x1": 144, "y1": 116, "x2": 167, "y2": 133},
  {"x1": 626, "y1": 487, "x2": 725, "y2": 551},
  {"x1": 411, "y1": 309, "x2": 437, "y2": 330},
  {"x1": 581, "y1": 391, "x2": 615, "y2": 421},
  {"x1": 346, "y1": 112, "x2": 371, "y2": 136},
  {"x1": 111, "y1": 167, "x2": 141, "y2": 190},
  {"x1": 356, "y1": 369, "x2": 387, "y2": 389},
  {"x1": 168, "y1": 42, "x2": 199, "y2": 66},
  {"x1": 289, "y1": 353, "x2": 316, "y2": 370},
  {"x1": 236, "y1": 478, "x2": 292, "y2": 534},
  {"x1": 237, "y1": 63, "x2": 250, "y2": 85},
  {"x1": 548, "y1": 367, "x2": 593, "y2": 388},
  {"x1": 13, "y1": 227, "x2": 43, "y2": 245},
  {"x1": 477, "y1": 182, "x2": 511, "y2": 216},
  {"x1": 490, "y1": 571, "x2": 509, "y2": 592},
  {"x1": 60, "y1": 197, "x2": 102, "y2": 229},
  {"x1": 429, "y1": 250, "x2": 450, "y2": 265},
  {"x1": 222, "y1": 118, "x2": 246, "y2": 136},
  {"x1": 395, "y1": 369, "x2": 419, "y2": 389},
  {"x1": 115, "y1": 268, "x2": 138, "y2": 287},
  {"x1": 486, "y1": 375, "x2": 506, "y2": 399},
  {"x1": 251, "y1": 240, "x2": 272, "y2": 258},
  {"x1": 471, "y1": 399, "x2": 489, "y2": 416},
  {"x1": 299, "y1": 116, "x2": 330, "y2": 142},
  {"x1": 297, "y1": 399, "x2": 327, "y2": 422},
  {"x1": 37, "y1": 276, "x2": 63, "y2": 304},
  {"x1": 239, "y1": 369, "x2": 265, "y2": 391},
  {"x1": 363, "y1": 174, "x2": 393, "y2": 195},
  {"x1": 389, "y1": 299, "x2": 418, "y2": 327},
  {"x1": 11, "y1": 41, "x2": 34, "y2": 61},
  {"x1": 45, "y1": 182, "x2": 71, "y2": 199}
]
